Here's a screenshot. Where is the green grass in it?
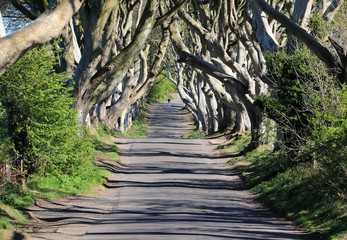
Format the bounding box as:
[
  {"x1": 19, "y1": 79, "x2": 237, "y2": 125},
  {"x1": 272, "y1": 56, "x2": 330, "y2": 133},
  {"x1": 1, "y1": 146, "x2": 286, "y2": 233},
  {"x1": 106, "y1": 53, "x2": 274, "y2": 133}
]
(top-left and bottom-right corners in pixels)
[
  {"x1": 26, "y1": 168, "x2": 106, "y2": 200},
  {"x1": 223, "y1": 137, "x2": 347, "y2": 240},
  {"x1": 249, "y1": 161, "x2": 347, "y2": 239},
  {"x1": 0, "y1": 203, "x2": 30, "y2": 230},
  {"x1": 91, "y1": 130, "x2": 121, "y2": 163},
  {"x1": 181, "y1": 115, "x2": 207, "y2": 139},
  {"x1": 219, "y1": 133, "x2": 251, "y2": 154},
  {"x1": 0, "y1": 125, "x2": 121, "y2": 230},
  {"x1": 182, "y1": 128, "x2": 207, "y2": 139}
]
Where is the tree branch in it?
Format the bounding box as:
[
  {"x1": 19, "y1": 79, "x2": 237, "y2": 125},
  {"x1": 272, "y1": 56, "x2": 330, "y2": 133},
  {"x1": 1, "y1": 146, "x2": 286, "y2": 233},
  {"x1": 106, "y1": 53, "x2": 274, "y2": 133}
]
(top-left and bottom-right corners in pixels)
[
  {"x1": 0, "y1": 0, "x2": 85, "y2": 76},
  {"x1": 253, "y1": 0, "x2": 341, "y2": 74}
]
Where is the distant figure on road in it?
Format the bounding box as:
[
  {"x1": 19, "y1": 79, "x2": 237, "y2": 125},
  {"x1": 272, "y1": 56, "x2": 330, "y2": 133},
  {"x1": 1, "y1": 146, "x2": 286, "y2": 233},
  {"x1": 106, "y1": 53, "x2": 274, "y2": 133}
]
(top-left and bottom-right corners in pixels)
[{"x1": 168, "y1": 98, "x2": 171, "y2": 107}]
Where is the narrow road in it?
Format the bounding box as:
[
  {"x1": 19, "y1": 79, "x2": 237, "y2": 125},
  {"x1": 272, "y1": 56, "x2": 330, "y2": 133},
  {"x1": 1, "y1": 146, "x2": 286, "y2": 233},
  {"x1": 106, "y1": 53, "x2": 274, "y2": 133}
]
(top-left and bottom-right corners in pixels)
[{"x1": 81, "y1": 101, "x2": 306, "y2": 240}]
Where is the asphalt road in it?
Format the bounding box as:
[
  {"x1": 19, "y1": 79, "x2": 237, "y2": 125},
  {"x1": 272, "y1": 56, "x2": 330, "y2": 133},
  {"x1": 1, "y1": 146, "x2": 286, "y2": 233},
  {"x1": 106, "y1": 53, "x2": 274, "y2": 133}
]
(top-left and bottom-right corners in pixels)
[{"x1": 81, "y1": 101, "x2": 307, "y2": 240}]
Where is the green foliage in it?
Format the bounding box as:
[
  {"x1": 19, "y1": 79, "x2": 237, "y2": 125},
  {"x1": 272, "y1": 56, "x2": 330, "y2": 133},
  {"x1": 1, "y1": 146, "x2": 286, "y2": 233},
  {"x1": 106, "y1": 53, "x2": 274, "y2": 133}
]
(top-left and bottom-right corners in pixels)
[
  {"x1": 255, "y1": 47, "x2": 318, "y2": 154},
  {"x1": 246, "y1": 47, "x2": 347, "y2": 239},
  {"x1": 0, "y1": 182, "x2": 33, "y2": 208},
  {"x1": 309, "y1": 3, "x2": 347, "y2": 42},
  {"x1": 308, "y1": 11, "x2": 326, "y2": 39},
  {"x1": 0, "y1": 220, "x2": 12, "y2": 230},
  {"x1": 0, "y1": 43, "x2": 95, "y2": 177},
  {"x1": 307, "y1": 85, "x2": 347, "y2": 199},
  {"x1": 0, "y1": 43, "x2": 106, "y2": 226},
  {"x1": 147, "y1": 75, "x2": 176, "y2": 103}
]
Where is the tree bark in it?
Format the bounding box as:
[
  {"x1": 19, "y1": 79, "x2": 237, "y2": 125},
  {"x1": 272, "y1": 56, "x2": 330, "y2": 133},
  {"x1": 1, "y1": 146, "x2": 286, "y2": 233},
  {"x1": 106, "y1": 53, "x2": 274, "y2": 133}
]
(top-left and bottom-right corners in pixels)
[
  {"x1": 322, "y1": 0, "x2": 345, "y2": 22},
  {"x1": 75, "y1": 0, "x2": 158, "y2": 123},
  {"x1": 0, "y1": 0, "x2": 85, "y2": 76},
  {"x1": 253, "y1": 0, "x2": 341, "y2": 73},
  {"x1": 287, "y1": 0, "x2": 314, "y2": 52},
  {"x1": 0, "y1": 11, "x2": 6, "y2": 37},
  {"x1": 292, "y1": 0, "x2": 314, "y2": 28}
]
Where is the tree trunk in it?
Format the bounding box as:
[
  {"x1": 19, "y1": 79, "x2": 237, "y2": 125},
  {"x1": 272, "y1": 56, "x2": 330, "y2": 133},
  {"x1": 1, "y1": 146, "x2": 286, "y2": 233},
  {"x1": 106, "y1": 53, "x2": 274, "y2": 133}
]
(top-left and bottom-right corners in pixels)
[
  {"x1": 0, "y1": 0, "x2": 85, "y2": 76},
  {"x1": 75, "y1": 0, "x2": 158, "y2": 123},
  {"x1": 106, "y1": 65, "x2": 138, "y2": 129},
  {"x1": 204, "y1": 87, "x2": 219, "y2": 133},
  {"x1": 287, "y1": 0, "x2": 314, "y2": 52},
  {"x1": 254, "y1": 0, "x2": 341, "y2": 74},
  {"x1": 0, "y1": 12, "x2": 6, "y2": 37}
]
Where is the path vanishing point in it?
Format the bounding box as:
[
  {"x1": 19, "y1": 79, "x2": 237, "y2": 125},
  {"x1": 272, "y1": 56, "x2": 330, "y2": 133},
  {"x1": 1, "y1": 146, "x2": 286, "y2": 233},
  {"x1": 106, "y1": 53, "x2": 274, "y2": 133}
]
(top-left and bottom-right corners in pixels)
[{"x1": 28, "y1": 100, "x2": 308, "y2": 240}]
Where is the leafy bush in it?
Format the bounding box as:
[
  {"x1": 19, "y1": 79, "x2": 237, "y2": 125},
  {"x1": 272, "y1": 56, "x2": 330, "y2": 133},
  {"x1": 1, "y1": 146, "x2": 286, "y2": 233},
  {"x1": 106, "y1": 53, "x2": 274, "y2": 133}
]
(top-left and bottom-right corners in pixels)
[
  {"x1": 252, "y1": 47, "x2": 347, "y2": 239},
  {"x1": 0, "y1": 43, "x2": 94, "y2": 177},
  {"x1": 0, "y1": 182, "x2": 34, "y2": 207},
  {"x1": 307, "y1": 85, "x2": 347, "y2": 198},
  {"x1": 255, "y1": 48, "x2": 318, "y2": 155}
]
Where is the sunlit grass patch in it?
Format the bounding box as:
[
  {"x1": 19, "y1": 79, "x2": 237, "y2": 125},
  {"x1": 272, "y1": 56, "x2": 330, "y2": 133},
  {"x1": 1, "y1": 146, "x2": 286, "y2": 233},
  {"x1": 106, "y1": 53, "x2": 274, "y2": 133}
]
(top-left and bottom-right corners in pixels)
[
  {"x1": 182, "y1": 128, "x2": 207, "y2": 139},
  {"x1": 218, "y1": 133, "x2": 251, "y2": 153},
  {"x1": 0, "y1": 203, "x2": 30, "y2": 230}
]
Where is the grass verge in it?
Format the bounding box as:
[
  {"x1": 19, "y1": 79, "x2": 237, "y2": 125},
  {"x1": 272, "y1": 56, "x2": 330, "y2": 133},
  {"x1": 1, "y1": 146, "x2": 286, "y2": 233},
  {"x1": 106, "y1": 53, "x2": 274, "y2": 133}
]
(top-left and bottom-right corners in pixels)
[
  {"x1": 0, "y1": 127, "x2": 120, "y2": 231},
  {"x1": 0, "y1": 203, "x2": 30, "y2": 230},
  {"x1": 182, "y1": 128, "x2": 207, "y2": 139},
  {"x1": 222, "y1": 135, "x2": 347, "y2": 240},
  {"x1": 182, "y1": 115, "x2": 207, "y2": 139}
]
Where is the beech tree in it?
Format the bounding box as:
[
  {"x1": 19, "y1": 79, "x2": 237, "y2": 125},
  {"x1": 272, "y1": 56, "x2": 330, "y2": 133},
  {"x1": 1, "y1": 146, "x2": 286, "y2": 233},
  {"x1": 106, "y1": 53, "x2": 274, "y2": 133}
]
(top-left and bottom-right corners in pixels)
[
  {"x1": 69, "y1": 0, "x2": 189, "y2": 129},
  {"x1": 254, "y1": 0, "x2": 346, "y2": 83},
  {"x1": 0, "y1": 0, "x2": 345, "y2": 142},
  {"x1": 0, "y1": 11, "x2": 5, "y2": 37},
  {"x1": 0, "y1": 0, "x2": 85, "y2": 76},
  {"x1": 0, "y1": 0, "x2": 189, "y2": 131},
  {"x1": 166, "y1": 2, "x2": 269, "y2": 145},
  {"x1": 161, "y1": 0, "x2": 345, "y2": 147}
]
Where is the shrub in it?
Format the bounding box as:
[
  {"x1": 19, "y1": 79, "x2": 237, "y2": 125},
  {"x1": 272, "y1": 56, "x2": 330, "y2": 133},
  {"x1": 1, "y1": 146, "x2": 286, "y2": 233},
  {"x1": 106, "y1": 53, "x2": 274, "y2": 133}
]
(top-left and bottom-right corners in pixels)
[
  {"x1": 0, "y1": 43, "x2": 95, "y2": 179},
  {"x1": 255, "y1": 46, "x2": 346, "y2": 206}
]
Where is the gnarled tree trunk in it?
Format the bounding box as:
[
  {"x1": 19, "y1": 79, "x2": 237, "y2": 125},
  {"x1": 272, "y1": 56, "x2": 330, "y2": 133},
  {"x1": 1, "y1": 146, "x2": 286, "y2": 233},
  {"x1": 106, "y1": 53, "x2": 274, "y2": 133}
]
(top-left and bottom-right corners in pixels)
[{"x1": 0, "y1": 0, "x2": 84, "y2": 76}]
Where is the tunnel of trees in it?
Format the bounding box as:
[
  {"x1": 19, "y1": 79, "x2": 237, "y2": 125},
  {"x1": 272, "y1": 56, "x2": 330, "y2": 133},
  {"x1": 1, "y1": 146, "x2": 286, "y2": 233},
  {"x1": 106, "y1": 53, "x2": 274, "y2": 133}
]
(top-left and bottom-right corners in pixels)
[{"x1": 0, "y1": 0, "x2": 346, "y2": 236}]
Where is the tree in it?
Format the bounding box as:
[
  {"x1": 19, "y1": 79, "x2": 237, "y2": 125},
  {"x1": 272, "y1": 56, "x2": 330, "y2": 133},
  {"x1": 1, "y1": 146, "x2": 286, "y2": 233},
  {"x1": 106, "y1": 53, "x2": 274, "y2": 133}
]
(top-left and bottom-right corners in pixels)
[
  {"x1": 0, "y1": 0, "x2": 85, "y2": 76},
  {"x1": 0, "y1": 0, "x2": 345, "y2": 144},
  {"x1": 0, "y1": 11, "x2": 6, "y2": 37},
  {"x1": 0, "y1": 0, "x2": 190, "y2": 131},
  {"x1": 161, "y1": 0, "x2": 345, "y2": 149},
  {"x1": 254, "y1": 0, "x2": 346, "y2": 83}
]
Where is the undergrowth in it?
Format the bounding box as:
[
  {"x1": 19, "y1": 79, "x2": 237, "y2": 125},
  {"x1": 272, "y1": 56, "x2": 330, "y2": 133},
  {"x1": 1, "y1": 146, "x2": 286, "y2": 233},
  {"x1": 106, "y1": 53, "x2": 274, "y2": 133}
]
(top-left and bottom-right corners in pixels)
[
  {"x1": 0, "y1": 203, "x2": 30, "y2": 230},
  {"x1": 224, "y1": 136, "x2": 347, "y2": 240},
  {"x1": 0, "y1": 127, "x2": 120, "y2": 230}
]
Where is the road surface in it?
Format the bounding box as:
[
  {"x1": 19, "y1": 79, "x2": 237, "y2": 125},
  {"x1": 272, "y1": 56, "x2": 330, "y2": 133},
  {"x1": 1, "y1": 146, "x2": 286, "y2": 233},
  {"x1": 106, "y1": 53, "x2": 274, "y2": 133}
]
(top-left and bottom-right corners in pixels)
[{"x1": 80, "y1": 101, "x2": 306, "y2": 240}]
